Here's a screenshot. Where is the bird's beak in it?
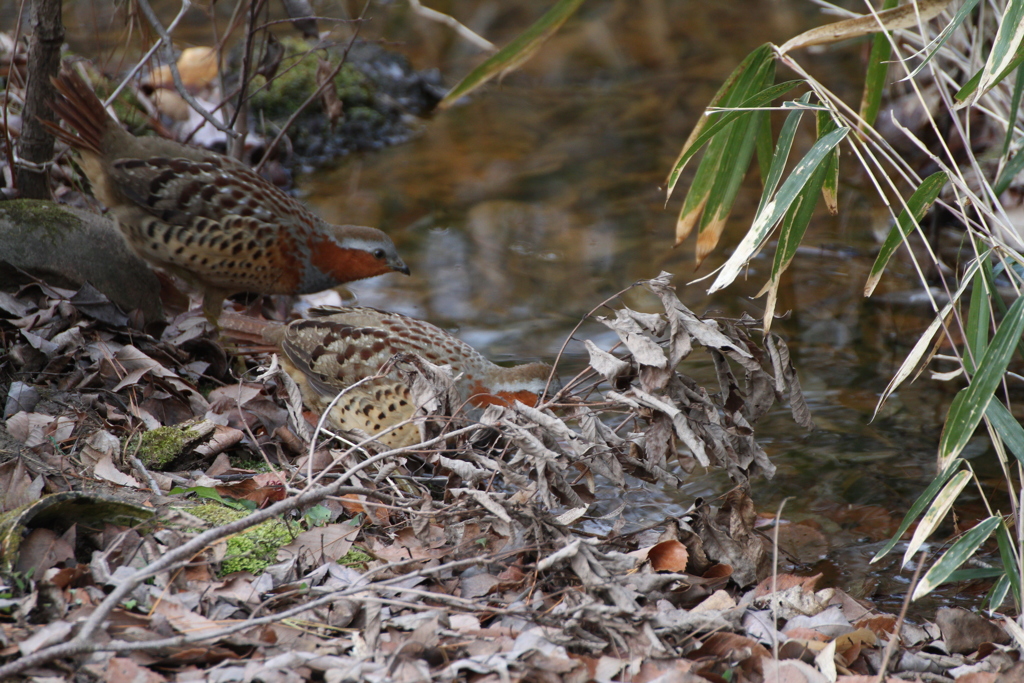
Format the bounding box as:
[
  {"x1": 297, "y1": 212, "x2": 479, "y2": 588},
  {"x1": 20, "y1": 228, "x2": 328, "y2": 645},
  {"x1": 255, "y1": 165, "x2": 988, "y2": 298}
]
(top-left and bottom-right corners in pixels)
[{"x1": 392, "y1": 258, "x2": 411, "y2": 276}]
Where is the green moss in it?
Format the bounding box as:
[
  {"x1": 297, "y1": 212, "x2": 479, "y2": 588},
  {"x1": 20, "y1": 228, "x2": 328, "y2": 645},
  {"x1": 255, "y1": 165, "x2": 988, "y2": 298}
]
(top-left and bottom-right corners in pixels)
[
  {"x1": 189, "y1": 503, "x2": 294, "y2": 576},
  {"x1": 248, "y1": 37, "x2": 371, "y2": 120},
  {"x1": 339, "y1": 547, "x2": 372, "y2": 570},
  {"x1": 0, "y1": 200, "x2": 82, "y2": 242},
  {"x1": 127, "y1": 426, "x2": 197, "y2": 470},
  {"x1": 231, "y1": 457, "x2": 272, "y2": 473}
]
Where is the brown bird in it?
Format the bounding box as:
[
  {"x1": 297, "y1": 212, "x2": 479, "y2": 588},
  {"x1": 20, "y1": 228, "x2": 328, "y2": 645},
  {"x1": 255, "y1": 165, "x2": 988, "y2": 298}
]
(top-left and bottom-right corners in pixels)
[
  {"x1": 228, "y1": 307, "x2": 553, "y2": 448},
  {"x1": 43, "y1": 67, "x2": 409, "y2": 323}
]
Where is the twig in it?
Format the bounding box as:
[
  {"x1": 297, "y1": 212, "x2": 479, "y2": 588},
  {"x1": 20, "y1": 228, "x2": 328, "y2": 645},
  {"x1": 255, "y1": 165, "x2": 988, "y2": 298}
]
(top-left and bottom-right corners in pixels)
[
  {"x1": 876, "y1": 551, "x2": 927, "y2": 682},
  {"x1": 407, "y1": 0, "x2": 496, "y2": 52},
  {"x1": 102, "y1": 0, "x2": 191, "y2": 107},
  {"x1": 133, "y1": 0, "x2": 237, "y2": 137},
  {"x1": 2, "y1": 0, "x2": 28, "y2": 191},
  {"x1": 539, "y1": 281, "x2": 642, "y2": 405},
  {"x1": 254, "y1": 0, "x2": 370, "y2": 173},
  {"x1": 0, "y1": 434, "x2": 496, "y2": 679},
  {"x1": 771, "y1": 497, "x2": 790, "y2": 666},
  {"x1": 0, "y1": 551, "x2": 519, "y2": 677}
]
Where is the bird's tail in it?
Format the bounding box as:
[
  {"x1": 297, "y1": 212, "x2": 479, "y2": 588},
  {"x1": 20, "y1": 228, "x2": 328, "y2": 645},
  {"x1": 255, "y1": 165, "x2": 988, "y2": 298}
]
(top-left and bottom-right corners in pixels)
[
  {"x1": 41, "y1": 66, "x2": 113, "y2": 156},
  {"x1": 218, "y1": 311, "x2": 287, "y2": 349}
]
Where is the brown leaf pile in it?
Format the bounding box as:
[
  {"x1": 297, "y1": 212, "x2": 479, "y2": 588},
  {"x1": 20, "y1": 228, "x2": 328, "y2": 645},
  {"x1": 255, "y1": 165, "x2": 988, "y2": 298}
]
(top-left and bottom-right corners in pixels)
[{"x1": 1, "y1": 273, "x2": 1002, "y2": 682}]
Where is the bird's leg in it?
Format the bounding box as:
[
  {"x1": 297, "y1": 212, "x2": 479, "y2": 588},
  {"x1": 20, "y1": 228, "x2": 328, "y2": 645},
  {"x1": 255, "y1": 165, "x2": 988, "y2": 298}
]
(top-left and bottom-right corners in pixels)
[{"x1": 202, "y1": 289, "x2": 227, "y2": 328}]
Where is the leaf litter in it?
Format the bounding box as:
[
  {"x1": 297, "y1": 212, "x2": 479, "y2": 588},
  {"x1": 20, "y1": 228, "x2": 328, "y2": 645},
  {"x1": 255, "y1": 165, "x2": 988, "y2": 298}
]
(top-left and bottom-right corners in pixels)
[{"x1": 0, "y1": 272, "x2": 1010, "y2": 682}]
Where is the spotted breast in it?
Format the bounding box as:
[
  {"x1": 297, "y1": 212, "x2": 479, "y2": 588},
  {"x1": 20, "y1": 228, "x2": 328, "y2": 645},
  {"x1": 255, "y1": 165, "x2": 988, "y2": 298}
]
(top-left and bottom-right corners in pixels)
[{"x1": 259, "y1": 307, "x2": 553, "y2": 448}]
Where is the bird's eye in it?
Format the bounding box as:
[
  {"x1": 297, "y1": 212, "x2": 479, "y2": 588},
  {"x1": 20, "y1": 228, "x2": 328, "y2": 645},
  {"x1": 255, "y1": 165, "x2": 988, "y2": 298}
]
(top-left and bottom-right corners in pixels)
[{"x1": 373, "y1": 248, "x2": 386, "y2": 259}]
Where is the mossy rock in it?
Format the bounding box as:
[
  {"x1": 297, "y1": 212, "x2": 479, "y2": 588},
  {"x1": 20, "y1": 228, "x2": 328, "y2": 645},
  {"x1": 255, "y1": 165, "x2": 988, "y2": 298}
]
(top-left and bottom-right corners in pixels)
[
  {"x1": 248, "y1": 37, "x2": 371, "y2": 120},
  {"x1": 0, "y1": 200, "x2": 163, "y2": 323}
]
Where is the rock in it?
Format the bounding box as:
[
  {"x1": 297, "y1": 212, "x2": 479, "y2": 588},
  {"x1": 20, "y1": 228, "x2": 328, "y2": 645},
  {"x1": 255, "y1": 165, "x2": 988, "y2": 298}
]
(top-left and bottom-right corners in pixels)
[{"x1": 0, "y1": 199, "x2": 163, "y2": 322}]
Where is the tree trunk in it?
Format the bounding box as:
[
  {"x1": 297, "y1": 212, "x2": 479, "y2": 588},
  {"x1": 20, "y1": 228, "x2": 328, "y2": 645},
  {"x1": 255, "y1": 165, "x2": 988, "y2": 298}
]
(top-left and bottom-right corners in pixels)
[{"x1": 15, "y1": 0, "x2": 64, "y2": 199}]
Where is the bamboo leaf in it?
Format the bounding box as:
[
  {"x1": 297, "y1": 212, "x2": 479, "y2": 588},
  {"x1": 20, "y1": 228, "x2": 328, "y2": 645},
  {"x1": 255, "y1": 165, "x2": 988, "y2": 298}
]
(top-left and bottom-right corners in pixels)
[
  {"x1": 1003, "y1": 66, "x2": 1024, "y2": 158},
  {"x1": 707, "y1": 126, "x2": 848, "y2": 294},
  {"x1": 874, "y1": 260, "x2": 978, "y2": 416},
  {"x1": 761, "y1": 161, "x2": 826, "y2": 332},
  {"x1": 696, "y1": 109, "x2": 765, "y2": 263},
  {"x1": 996, "y1": 521, "x2": 1021, "y2": 609},
  {"x1": 676, "y1": 132, "x2": 731, "y2": 246},
  {"x1": 674, "y1": 82, "x2": 802, "y2": 247},
  {"x1": 864, "y1": 172, "x2": 948, "y2": 297},
  {"x1": 939, "y1": 293, "x2": 1024, "y2": 468},
  {"x1": 780, "y1": 0, "x2": 952, "y2": 54},
  {"x1": 956, "y1": 41, "x2": 1024, "y2": 104},
  {"x1": 902, "y1": 470, "x2": 971, "y2": 568},
  {"x1": 913, "y1": 516, "x2": 1001, "y2": 600},
  {"x1": 816, "y1": 109, "x2": 840, "y2": 214},
  {"x1": 859, "y1": 0, "x2": 899, "y2": 128},
  {"x1": 986, "y1": 574, "x2": 1012, "y2": 612},
  {"x1": 690, "y1": 59, "x2": 781, "y2": 260},
  {"x1": 665, "y1": 80, "x2": 800, "y2": 199},
  {"x1": 995, "y1": 145, "x2": 1024, "y2": 196},
  {"x1": 438, "y1": 0, "x2": 586, "y2": 109},
  {"x1": 666, "y1": 45, "x2": 772, "y2": 196},
  {"x1": 907, "y1": 0, "x2": 981, "y2": 80},
  {"x1": 871, "y1": 459, "x2": 962, "y2": 563},
  {"x1": 964, "y1": 266, "x2": 991, "y2": 375},
  {"x1": 986, "y1": 401, "x2": 1024, "y2": 468},
  {"x1": 755, "y1": 103, "x2": 774, "y2": 184},
  {"x1": 757, "y1": 93, "x2": 813, "y2": 217},
  {"x1": 974, "y1": 0, "x2": 1024, "y2": 101}
]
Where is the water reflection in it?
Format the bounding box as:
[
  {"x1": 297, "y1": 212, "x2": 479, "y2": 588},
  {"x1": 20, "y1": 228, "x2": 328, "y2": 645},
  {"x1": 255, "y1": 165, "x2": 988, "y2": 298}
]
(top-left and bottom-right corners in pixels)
[{"x1": 300, "y1": 1, "x2": 965, "y2": 608}]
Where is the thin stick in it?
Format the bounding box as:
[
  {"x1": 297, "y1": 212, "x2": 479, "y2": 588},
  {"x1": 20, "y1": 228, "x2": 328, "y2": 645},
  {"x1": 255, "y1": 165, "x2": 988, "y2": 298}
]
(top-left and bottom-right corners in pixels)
[
  {"x1": 875, "y1": 551, "x2": 927, "y2": 682},
  {"x1": 771, "y1": 497, "x2": 790, "y2": 664},
  {"x1": 134, "y1": 0, "x2": 237, "y2": 137}
]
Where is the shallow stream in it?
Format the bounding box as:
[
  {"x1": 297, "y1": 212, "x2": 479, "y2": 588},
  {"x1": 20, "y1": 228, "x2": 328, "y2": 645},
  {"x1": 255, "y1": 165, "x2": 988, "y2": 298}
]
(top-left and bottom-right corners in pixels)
[{"x1": 45, "y1": 0, "x2": 1000, "y2": 615}]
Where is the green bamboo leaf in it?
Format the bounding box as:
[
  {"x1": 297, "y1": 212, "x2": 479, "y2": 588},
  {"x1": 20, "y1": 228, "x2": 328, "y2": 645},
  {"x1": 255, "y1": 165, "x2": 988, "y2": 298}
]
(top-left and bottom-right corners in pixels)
[
  {"x1": 864, "y1": 172, "x2": 948, "y2": 297},
  {"x1": 995, "y1": 146, "x2": 1024, "y2": 196},
  {"x1": 816, "y1": 109, "x2": 840, "y2": 214},
  {"x1": 690, "y1": 57, "x2": 778, "y2": 260},
  {"x1": 665, "y1": 81, "x2": 800, "y2": 198},
  {"x1": 986, "y1": 574, "x2": 1012, "y2": 612},
  {"x1": 996, "y1": 521, "x2": 1021, "y2": 609},
  {"x1": 965, "y1": 267, "x2": 991, "y2": 375},
  {"x1": 946, "y1": 568, "x2": 1005, "y2": 582},
  {"x1": 874, "y1": 258, "x2": 982, "y2": 417},
  {"x1": 975, "y1": 0, "x2": 1024, "y2": 101},
  {"x1": 871, "y1": 459, "x2": 962, "y2": 563},
  {"x1": 902, "y1": 470, "x2": 971, "y2": 568},
  {"x1": 708, "y1": 126, "x2": 848, "y2": 294},
  {"x1": 757, "y1": 93, "x2": 813, "y2": 216},
  {"x1": 956, "y1": 41, "x2": 1024, "y2": 104},
  {"x1": 438, "y1": 0, "x2": 586, "y2": 109},
  {"x1": 913, "y1": 516, "x2": 1001, "y2": 600},
  {"x1": 761, "y1": 159, "x2": 826, "y2": 332},
  {"x1": 1003, "y1": 66, "x2": 1024, "y2": 158},
  {"x1": 666, "y1": 45, "x2": 774, "y2": 195},
  {"x1": 696, "y1": 109, "x2": 766, "y2": 263},
  {"x1": 940, "y1": 293, "x2": 1024, "y2": 467},
  {"x1": 676, "y1": 130, "x2": 731, "y2": 246},
  {"x1": 986, "y1": 400, "x2": 1024, "y2": 467},
  {"x1": 907, "y1": 0, "x2": 981, "y2": 80},
  {"x1": 859, "y1": 0, "x2": 899, "y2": 128},
  {"x1": 674, "y1": 82, "x2": 801, "y2": 247}
]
